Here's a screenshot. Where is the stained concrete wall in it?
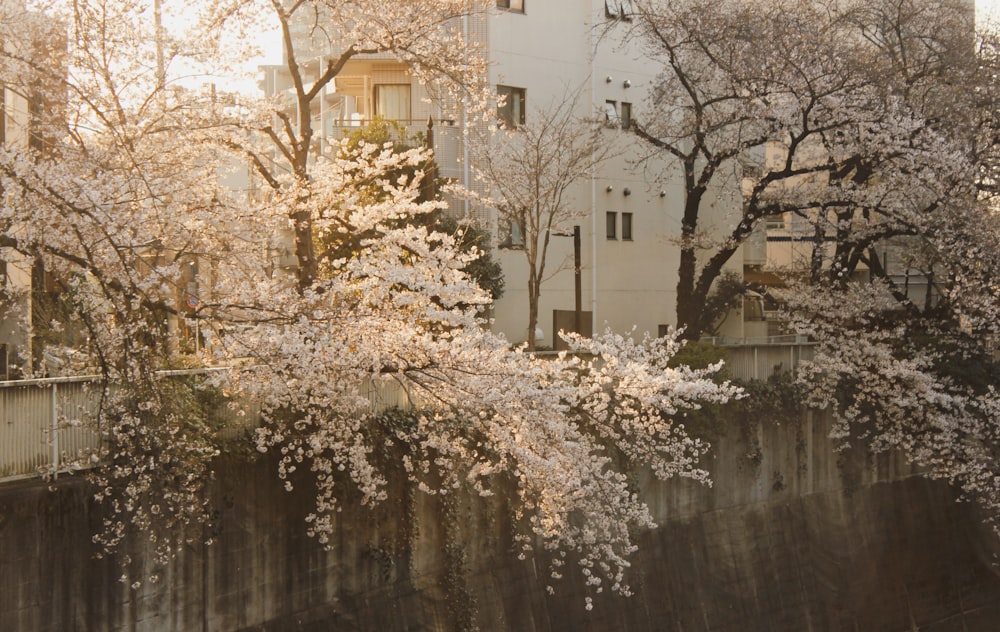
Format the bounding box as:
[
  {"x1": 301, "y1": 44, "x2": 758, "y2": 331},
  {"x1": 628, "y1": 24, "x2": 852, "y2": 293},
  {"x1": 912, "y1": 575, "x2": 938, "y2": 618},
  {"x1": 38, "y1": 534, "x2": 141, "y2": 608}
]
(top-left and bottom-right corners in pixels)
[{"x1": 3, "y1": 412, "x2": 1000, "y2": 631}]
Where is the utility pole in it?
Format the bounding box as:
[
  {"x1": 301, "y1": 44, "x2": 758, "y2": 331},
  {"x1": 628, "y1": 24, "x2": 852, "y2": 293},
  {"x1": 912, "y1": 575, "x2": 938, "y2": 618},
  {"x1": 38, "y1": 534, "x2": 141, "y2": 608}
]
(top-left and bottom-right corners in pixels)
[
  {"x1": 572, "y1": 224, "x2": 581, "y2": 336},
  {"x1": 552, "y1": 225, "x2": 583, "y2": 337}
]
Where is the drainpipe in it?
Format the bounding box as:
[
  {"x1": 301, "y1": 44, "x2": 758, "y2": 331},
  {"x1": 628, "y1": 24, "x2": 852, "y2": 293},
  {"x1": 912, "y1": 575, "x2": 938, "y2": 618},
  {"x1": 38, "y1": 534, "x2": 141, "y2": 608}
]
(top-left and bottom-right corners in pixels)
[{"x1": 589, "y1": 2, "x2": 599, "y2": 336}]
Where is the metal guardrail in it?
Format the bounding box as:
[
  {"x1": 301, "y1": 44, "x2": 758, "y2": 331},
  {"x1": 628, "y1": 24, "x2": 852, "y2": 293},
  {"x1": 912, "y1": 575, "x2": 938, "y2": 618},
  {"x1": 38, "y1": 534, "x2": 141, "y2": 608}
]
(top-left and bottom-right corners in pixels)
[
  {"x1": 0, "y1": 369, "x2": 416, "y2": 484},
  {"x1": 0, "y1": 375, "x2": 103, "y2": 482},
  {"x1": 723, "y1": 342, "x2": 816, "y2": 381},
  {"x1": 0, "y1": 344, "x2": 814, "y2": 483}
]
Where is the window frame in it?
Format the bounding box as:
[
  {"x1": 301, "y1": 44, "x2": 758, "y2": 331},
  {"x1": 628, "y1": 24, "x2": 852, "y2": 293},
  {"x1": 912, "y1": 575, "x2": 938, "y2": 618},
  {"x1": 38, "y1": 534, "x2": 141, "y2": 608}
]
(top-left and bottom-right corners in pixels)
[
  {"x1": 500, "y1": 217, "x2": 525, "y2": 249},
  {"x1": 621, "y1": 212, "x2": 633, "y2": 241},
  {"x1": 497, "y1": 0, "x2": 525, "y2": 12},
  {"x1": 606, "y1": 0, "x2": 633, "y2": 19},
  {"x1": 606, "y1": 212, "x2": 617, "y2": 240},
  {"x1": 373, "y1": 83, "x2": 412, "y2": 122},
  {"x1": 497, "y1": 85, "x2": 526, "y2": 129},
  {"x1": 620, "y1": 102, "x2": 632, "y2": 130},
  {"x1": 604, "y1": 100, "x2": 620, "y2": 127}
]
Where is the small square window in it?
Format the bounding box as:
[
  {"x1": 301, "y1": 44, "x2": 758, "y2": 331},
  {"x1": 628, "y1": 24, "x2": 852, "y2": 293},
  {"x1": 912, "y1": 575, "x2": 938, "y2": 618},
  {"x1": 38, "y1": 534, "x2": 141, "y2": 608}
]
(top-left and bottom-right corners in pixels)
[
  {"x1": 604, "y1": 101, "x2": 620, "y2": 127},
  {"x1": 620, "y1": 102, "x2": 632, "y2": 130},
  {"x1": 374, "y1": 84, "x2": 411, "y2": 121},
  {"x1": 497, "y1": 0, "x2": 524, "y2": 12},
  {"x1": 606, "y1": 212, "x2": 617, "y2": 240},
  {"x1": 497, "y1": 85, "x2": 526, "y2": 128},
  {"x1": 606, "y1": 0, "x2": 633, "y2": 19},
  {"x1": 622, "y1": 212, "x2": 633, "y2": 240}
]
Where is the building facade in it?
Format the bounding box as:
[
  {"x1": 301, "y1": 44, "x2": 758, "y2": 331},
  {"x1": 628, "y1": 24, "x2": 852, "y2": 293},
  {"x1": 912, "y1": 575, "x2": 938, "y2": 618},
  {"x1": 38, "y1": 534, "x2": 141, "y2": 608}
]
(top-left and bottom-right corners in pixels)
[{"x1": 260, "y1": 0, "x2": 747, "y2": 347}]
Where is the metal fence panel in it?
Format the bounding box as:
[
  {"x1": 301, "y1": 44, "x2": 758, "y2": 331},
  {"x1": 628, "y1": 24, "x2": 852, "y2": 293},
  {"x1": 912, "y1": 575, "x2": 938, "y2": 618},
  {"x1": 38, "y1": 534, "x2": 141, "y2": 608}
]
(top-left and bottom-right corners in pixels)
[
  {"x1": 0, "y1": 345, "x2": 815, "y2": 482},
  {"x1": 724, "y1": 344, "x2": 816, "y2": 381},
  {"x1": 0, "y1": 370, "x2": 420, "y2": 482},
  {"x1": 0, "y1": 377, "x2": 103, "y2": 481},
  {"x1": 0, "y1": 383, "x2": 49, "y2": 479}
]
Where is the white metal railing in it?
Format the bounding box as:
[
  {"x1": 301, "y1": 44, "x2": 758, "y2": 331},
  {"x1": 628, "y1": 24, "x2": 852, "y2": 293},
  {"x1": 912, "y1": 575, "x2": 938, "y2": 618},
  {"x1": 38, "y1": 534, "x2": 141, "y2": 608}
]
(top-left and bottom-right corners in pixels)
[
  {"x1": 723, "y1": 342, "x2": 816, "y2": 381},
  {"x1": 0, "y1": 369, "x2": 415, "y2": 484},
  {"x1": 0, "y1": 342, "x2": 814, "y2": 483},
  {"x1": 0, "y1": 375, "x2": 103, "y2": 482}
]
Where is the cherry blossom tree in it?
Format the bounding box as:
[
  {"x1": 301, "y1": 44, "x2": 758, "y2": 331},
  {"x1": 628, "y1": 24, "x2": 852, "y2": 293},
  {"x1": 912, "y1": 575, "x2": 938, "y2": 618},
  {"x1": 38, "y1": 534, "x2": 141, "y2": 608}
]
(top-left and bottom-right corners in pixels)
[
  {"x1": 624, "y1": 0, "x2": 979, "y2": 339},
  {"x1": 777, "y1": 11, "x2": 1000, "y2": 530},
  {"x1": 0, "y1": 0, "x2": 741, "y2": 595},
  {"x1": 628, "y1": 0, "x2": 1000, "y2": 530},
  {"x1": 194, "y1": 0, "x2": 494, "y2": 291}
]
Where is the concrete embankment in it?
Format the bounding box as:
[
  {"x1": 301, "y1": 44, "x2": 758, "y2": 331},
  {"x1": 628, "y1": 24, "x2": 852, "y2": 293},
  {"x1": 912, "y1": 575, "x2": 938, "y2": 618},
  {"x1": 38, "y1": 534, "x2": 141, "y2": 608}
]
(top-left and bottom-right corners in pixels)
[{"x1": 2, "y1": 411, "x2": 1000, "y2": 631}]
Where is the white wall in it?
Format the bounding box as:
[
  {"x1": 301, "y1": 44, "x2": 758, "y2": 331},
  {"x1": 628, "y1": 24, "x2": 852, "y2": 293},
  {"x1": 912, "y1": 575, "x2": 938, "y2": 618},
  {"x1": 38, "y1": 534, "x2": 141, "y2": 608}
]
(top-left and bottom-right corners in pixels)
[{"x1": 485, "y1": 1, "x2": 738, "y2": 346}]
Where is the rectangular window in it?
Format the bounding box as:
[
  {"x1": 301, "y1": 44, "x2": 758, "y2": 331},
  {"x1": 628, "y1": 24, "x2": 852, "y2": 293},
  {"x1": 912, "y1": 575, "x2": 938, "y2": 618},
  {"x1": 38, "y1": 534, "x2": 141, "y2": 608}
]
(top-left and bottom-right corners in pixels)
[
  {"x1": 620, "y1": 102, "x2": 632, "y2": 129},
  {"x1": 606, "y1": 212, "x2": 617, "y2": 240},
  {"x1": 604, "y1": 100, "x2": 620, "y2": 127},
  {"x1": 497, "y1": 0, "x2": 524, "y2": 12},
  {"x1": 374, "y1": 84, "x2": 411, "y2": 121},
  {"x1": 501, "y1": 218, "x2": 524, "y2": 249},
  {"x1": 622, "y1": 212, "x2": 633, "y2": 240},
  {"x1": 606, "y1": 0, "x2": 633, "y2": 19},
  {"x1": 497, "y1": 85, "x2": 526, "y2": 128}
]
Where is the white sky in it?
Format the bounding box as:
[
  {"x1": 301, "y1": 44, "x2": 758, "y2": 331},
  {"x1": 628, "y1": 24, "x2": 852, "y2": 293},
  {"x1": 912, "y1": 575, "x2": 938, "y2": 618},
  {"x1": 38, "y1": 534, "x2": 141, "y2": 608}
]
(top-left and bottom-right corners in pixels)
[
  {"x1": 177, "y1": 1, "x2": 1000, "y2": 96},
  {"x1": 979, "y1": 0, "x2": 1000, "y2": 23}
]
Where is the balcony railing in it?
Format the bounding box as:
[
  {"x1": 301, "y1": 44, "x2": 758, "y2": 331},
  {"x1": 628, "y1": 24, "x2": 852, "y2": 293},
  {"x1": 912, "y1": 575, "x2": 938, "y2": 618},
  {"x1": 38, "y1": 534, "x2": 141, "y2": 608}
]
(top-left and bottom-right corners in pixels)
[
  {"x1": 719, "y1": 339, "x2": 816, "y2": 381},
  {"x1": 326, "y1": 119, "x2": 464, "y2": 182}
]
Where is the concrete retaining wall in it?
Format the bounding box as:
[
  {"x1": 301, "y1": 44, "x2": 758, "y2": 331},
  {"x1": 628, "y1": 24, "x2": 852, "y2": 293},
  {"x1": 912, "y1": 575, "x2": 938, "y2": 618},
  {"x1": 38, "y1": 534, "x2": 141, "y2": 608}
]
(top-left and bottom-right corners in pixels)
[{"x1": 2, "y1": 411, "x2": 1000, "y2": 631}]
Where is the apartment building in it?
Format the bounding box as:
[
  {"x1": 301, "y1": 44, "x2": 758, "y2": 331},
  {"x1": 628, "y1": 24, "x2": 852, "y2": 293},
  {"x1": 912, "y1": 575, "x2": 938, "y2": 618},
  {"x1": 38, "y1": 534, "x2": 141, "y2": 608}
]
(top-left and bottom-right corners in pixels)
[
  {"x1": 261, "y1": 0, "x2": 744, "y2": 347},
  {"x1": 0, "y1": 81, "x2": 35, "y2": 377},
  {"x1": 0, "y1": 10, "x2": 74, "y2": 377}
]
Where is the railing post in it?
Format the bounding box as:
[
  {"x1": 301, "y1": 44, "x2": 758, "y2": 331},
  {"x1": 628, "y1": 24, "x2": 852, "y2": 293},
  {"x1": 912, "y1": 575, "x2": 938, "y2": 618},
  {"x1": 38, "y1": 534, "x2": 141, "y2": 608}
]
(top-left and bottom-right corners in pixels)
[{"x1": 51, "y1": 382, "x2": 59, "y2": 479}]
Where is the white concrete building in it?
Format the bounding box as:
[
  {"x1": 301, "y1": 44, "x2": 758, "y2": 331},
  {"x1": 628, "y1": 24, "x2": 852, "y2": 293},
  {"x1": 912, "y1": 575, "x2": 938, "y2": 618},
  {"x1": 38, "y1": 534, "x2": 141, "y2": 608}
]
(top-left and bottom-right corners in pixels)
[
  {"x1": 262, "y1": 0, "x2": 744, "y2": 347},
  {"x1": 0, "y1": 78, "x2": 41, "y2": 377}
]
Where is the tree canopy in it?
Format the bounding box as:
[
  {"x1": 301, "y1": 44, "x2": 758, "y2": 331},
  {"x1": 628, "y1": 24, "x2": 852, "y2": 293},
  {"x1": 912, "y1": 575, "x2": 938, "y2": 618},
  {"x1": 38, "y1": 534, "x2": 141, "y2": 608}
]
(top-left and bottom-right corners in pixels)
[
  {"x1": 626, "y1": 0, "x2": 989, "y2": 338},
  {"x1": 627, "y1": 0, "x2": 1000, "y2": 530},
  {"x1": 0, "y1": 0, "x2": 738, "y2": 595}
]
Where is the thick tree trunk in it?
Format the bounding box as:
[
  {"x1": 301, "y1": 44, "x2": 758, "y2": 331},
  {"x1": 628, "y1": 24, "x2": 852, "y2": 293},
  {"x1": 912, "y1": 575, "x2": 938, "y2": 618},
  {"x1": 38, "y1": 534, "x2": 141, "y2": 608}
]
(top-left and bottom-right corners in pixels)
[
  {"x1": 293, "y1": 207, "x2": 317, "y2": 291},
  {"x1": 676, "y1": 164, "x2": 705, "y2": 340}
]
